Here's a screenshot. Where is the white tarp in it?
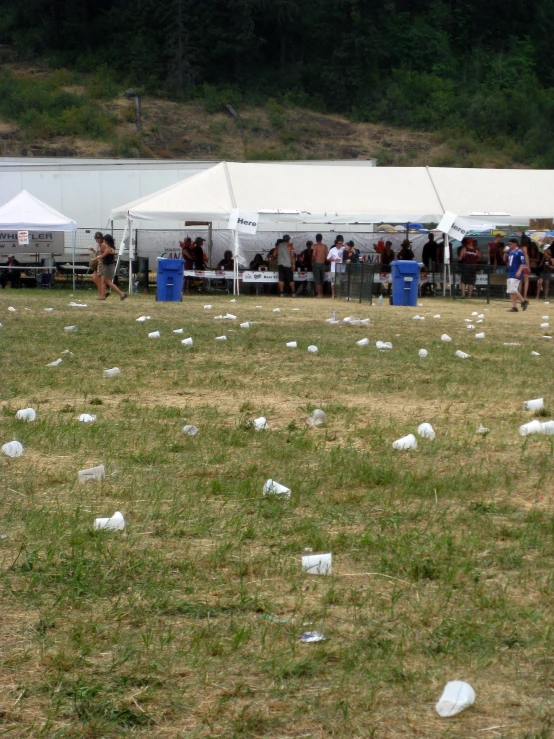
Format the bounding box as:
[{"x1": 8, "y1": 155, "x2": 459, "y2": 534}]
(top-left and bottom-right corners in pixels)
[{"x1": 0, "y1": 190, "x2": 77, "y2": 231}]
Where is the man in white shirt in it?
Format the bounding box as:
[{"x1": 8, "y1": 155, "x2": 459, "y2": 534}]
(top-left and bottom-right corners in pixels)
[{"x1": 327, "y1": 236, "x2": 344, "y2": 299}]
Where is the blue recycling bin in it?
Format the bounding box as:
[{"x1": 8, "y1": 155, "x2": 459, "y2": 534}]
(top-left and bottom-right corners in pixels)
[
  {"x1": 390, "y1": 260, "x2": 420, "y2": 306},
  {"x1": 157, "y1": 258, "x2": 184, "y2": 302}
]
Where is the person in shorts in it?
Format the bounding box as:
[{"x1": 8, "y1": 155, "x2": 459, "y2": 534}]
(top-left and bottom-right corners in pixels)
[
  {"x1": 87, "y1": 231, "x2": 104, "y2": 297},
  {"x1": 277, "y1": 234, "x2": 296, "y2": 296},
  {"x1": 506, "y1": 238, "x2": 528, "y2": 312},
  {"x1": 97, "y1": 234, "x2": 127, "y2": 301},
  {"x1": 312, "y1": 233, "x2": 328, "y2": 298},
  {"x1": 327, "y1": 235, "x2": 345, "y2": 299},
  {"x1": 459, "y1": 237, "x2": 481, "y2": 298}
]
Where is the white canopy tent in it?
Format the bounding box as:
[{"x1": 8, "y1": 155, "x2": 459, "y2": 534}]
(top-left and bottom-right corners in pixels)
[{"x1": 0, "y1": 189, "x2": 78, "y2": 288}]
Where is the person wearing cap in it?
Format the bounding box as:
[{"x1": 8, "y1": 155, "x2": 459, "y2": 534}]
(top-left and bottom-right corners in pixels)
[
  {"x1": 0, "y1": 255, "x2": 21, "y2": 289},
  {"x1": 397, "y1": 239, "x2": 414, "y2": 260},
  {"x1": 506, "y1": 238, "x2": 528, "y2": 311},
  {"x1": 343, "y1": 240, "x2": 359, "y2": 264}
]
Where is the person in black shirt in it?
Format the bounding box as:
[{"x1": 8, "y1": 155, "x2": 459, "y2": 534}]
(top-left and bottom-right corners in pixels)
[
  {"x1": 192, "y1": 237, "x2": 207, "y2": 270},
  {"x1": 397, "y1": 239, "x2": 414, "y2": 260},
  {"x1": 422, "y1": 233, "x2": 438, "y2": 269},
  {"x1": 97, "y1": 234, "x2": 127, "y2": 301},
  {"x1": 0, "y1": 255, "x2": 21, "y2": 288}
]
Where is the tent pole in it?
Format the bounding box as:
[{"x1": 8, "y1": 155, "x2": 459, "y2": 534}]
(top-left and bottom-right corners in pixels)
[
  {"x1": 443, "y1": 234, "x2": 450, "y2": 297},
  {"x1": 128, "y1": 217, "x2": 133, "y2": 295},
  {"x1": 208, "y1": 222, "x2": 213, "y2": 268},
  {"x1": 72, "y1": 231, "x2": 76, "y2": 291},
  {"x1": 233, "y1": 230, "x2": 240, "y2": 296}
]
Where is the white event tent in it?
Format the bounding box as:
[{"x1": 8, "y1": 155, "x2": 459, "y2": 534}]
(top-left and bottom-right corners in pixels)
[{"x1": 0, "y1": 189, "x2": 79, "y2": 288}]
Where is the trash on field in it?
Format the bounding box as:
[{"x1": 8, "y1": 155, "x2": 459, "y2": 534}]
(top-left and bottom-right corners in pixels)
[
  {"x1": 475, "y1": 332, "x2": 485, "y2": 339},
  {"x1": 392, "y1": 434, "x2": 417, "y2": 450},
  {"x1": 464, "y1": 319, "x2": 472, "y2": 323},
  {"x1": 94, "y1": 511, "x2": 125, "y2": 531},
  {"x1": 273, "y1": 308, "x2": 281, "y2": 313},
  {"x1": 173, "y1": 328, "x2": 184, "y2": 334},
  {"x1": 376, "y1": 341, "x2": 393, "y2": 349},
  {"x1": 46, "y1": 358, "x2": 62, "y2": 367},
  {"x1": 523, "y1": 397, "x2": 544, "y2": 411},
  {"x1": 413, "y1": 315, "x2": 425, "y2": 320},
  {"x1": 78, "y1": 414, "x2": 97, "y2": 423},
  {"x1": 78, "y1": 464, "x2": 105, "y2": 482},
  {"x1": 215, "y1": 335, "x2": 227, "y2": 341},
  {"x1": 531, "y1": 351, "x2": 540, "y2": 356},
  {"x1": 540, "y1": 420, "x2": 554, "y2": 435},
  {"x1": 286, "y1": 341, "x2": 297, "y2": 348},
  {"x1": 466, "y1": 324, "x2": 475, "y2": 329},
  {"x1": 436, "y1": 681, "x2": 475, "y2": 718},
  {"x1": 259, "y1": 614, "x2": 294, "y2": 624},
  {"x1": 230, "y1": 298, "x2": 236, "y2": 303},
  {"x1": 103, "y1": 367, "x2": 120, "y2": 377},
  {"x1": 182, "y1": 424, "x2": 199, "y2": 436},
  {"x1": 360, "y1": 318, "x2": 370, "y2": 325},
  {"x1": 434, "y1": 314, "x2": 441, "y2": 318},
  {"x1": 504, "y1": 342, "x2": 520, "y2": 346},
  {"x1": 252, "y1": 416, "x2": 267, "y2": 431},
  {"x1": 181, "y1": 337, "x2": 193, "y2": 346},
  {"x1": 204, "y1": 305, "x2": 212, "y2": 310},
  {"x1": 476, "y1": 424, "x2": 490, "y2": 435},
  {"x1": 455, "y1": 350, "x2": 470, "y2": 359},
  {"x1": 2, "y1": 441, "x2": 24, "y2": 458},
  {"x1": 302, "y1": 552, "x2": 332, "y2": 575},
  {"x1": 356, "y1": 338, "x2": 369, "y2": 346},
  {"x1": 148, "y1": 331, "x2": 160, "y2": 339},
  {"x1": 223, "y1": 313, "x2": 236, "y2": 320},
  {"x1": 263, "y1": 479, "x2": 291, "y2": 497},
  {"x1": 519, "y1": 420, "x2": 542, "y2": 436},
  {"x1": 307, "y1": 409, "x2": 327, "y2": 427},
  {"x1": 16, "y1": 408, "x2": 36, "y2": 421},
  {"x1": 418, "y1": 422, "x2": 436, "y2": 439},
  {"x1": 61, "y1": 349, "x2": 73, "y2": 355},
  {"x1": 213, "y1": 315, "x2": 224, "y2": 320},
  {"x1": 543, "y1": 335, "x2": 553, "y2": 340},
  {"x1": 64, "y1": 325, "x2": 77, "y2": 332},
  {"x1": 240, "y1": 322, "x2": 250, "y2": 328},
  {"x1": 68, "y1": 302, "x2": 87, "y2": 308},
  {"x1": 542, "y1": 315, "x2": 549, "y2": 320},
  {"x1": 476, "y1": 319, "x2": 483, "y2": 324},
  {"x1": 471, "y1": 311, "x2": 478, "y2": 316},
  {"x1": 298, "y1": 631, "x2": 326, "y2": 643},
  {"x1": 44, "y1": 308, "x2": 53, "y2": 312},
  {"x1": 308, "y1": 345, "x2": 318, "y2": 353},
  {"x1": 541, "y1": 322, "x2": 549, "y2": 328},
  {"x1": 441, "y1": 334, "x2": 452, "y2": 342},
  {"x1": 136, "y1": 315, "x2": 150, "y2": 322},
  {"x1": 418, "y1": 349, "x2": 428, "y2": 358},
  {"x1": 8, "y1": 307, "x2": 16, "y2": 312}
]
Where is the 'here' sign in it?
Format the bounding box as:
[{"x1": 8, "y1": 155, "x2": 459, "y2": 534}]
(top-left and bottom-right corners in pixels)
[{"x1": 228, "y1": 209, "x2": 259, "y2": 234}]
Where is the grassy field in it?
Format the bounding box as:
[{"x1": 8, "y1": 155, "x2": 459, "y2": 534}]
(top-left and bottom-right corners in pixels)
[{"x1": 1, "y1": 290, "x2": 553, "y2": 739}]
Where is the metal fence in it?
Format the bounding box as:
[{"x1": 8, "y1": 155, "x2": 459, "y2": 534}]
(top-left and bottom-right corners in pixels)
[{"x1": 335, "y1": 263, "x2": 376, "y2": 303}]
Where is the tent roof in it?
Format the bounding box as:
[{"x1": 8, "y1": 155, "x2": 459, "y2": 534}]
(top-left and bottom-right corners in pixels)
[
  {"x1": 110, "y1": 162, "x2": 444, "y2": 224},
  {"x1": 110, "y1": 162, "x2": 554, "y2": 227},
  {"x1": 0, "y1": 190, "x2": 77, "y2": 231}
]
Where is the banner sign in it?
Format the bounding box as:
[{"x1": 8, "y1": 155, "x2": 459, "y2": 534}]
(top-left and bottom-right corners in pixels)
[
  {"x1": 18, "y1": 231, "x2": 29, "y2": 245},
  {"x1": 228, "y1": 209, "x2": 259, "y2": 235},
  {"x1": 0, "y1": 231, "x2": 64, "y2": 254},
  {"x1": 436, "y1": 211, "x2": 493, "y2": 241}
]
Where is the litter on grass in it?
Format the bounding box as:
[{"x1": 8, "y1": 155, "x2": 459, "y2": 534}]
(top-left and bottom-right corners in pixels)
[
  {"x1": 436, "y1": 681, "x2": 475, "y2": 718},
  {"x1": 376, "y1": 341, "x2": 392, "y2": 349},
  {"x1": 16, "y1": 408, "x2": 36, "y2": 421},
  {"x1": 78, "y1": 465, "x2": 105, "y2": 482},
  {"x1": 475, "y1": 332, "x2": 485, "y2": 339},
  {"x1": 182, "y1": 425, "x2": 199, "y2": 436},
  {"x1": 103, "y1": 367, "x2": 120, "y2": 378},
  {"x1": 94, "y1": 511, "x2": 125, "y2": 531},
  {"x1": 46, "y1": 358, "x2": 62, "y2": 367},
  {"x1": 392, "y1": 434, "x2": 417, "y2": 450},
  {"x1": 476, "y1": 424, "x2": 490, "y2": 435},
  {"x1": 64, "y1": 325, "x2": 77, "y2": 332},
  {"x1": 2, "y1": 441, "x2": 24, "y2": 458},
  {"x1": 419, "y1": 349, "x2": 428, "y2": 358},
  {"x1": 263, "y1": 479, "x2": 291, "y2": 497},
  {"x1": 173, "y1": 328, "x2": 184, "y2": 334},
  {"x1": 455, "y1": 350, "x2": 470, "y2": 359},
  {"x1": 523, "y1": 397, "x2": 544, "y2": 411},
  {"x1": 308, "y1": 345, "x2": 318, "y2": 353},
  {"x1": 77, "y1": 414, "x2": 97, "y2": 423},
  {"x1": 306, "y1": 409, "x2": 327, "y2": 427},
  {"x1": 240, "y1": 322, "x2": 250, "y2": 328},
  {"x1": 532, "y1": 351, "x2": 541, "y2": 356},
  {"x1": 286, "y1": 341, "x2": 298, "y2": 348},
  {"x1": 519, "y1": 420, "x2": 542, "y2": 436},
  {"x1": 252, "y1": 417, "x2": 267, "y2": 431},
  {"x1": 302, "y1": 553, "x2": 332, "y2": 575},
  {"x1": 181, "y1": 337, "x2": 193, "y2": 346},
  {"x1": 441, "y1": 334, "x2": 452, "y2": 342},
  {"x1": 298, "y1": 632, "x2": 326, "y2": 643},
  {"x1": 357, "y1": 338, "x2": 369, "y2": 346},
  {"x1": 215, "y1": 335, "x2": 227, "y2": 341},
  {"x1": 148, "y1": 331, "x2": 160, "y2": 339},
  {"x1": 417, "y1": 422, "x2": 436, "y2": 439}
]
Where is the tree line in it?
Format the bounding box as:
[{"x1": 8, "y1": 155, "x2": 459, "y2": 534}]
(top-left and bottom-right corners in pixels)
[{"x1": 2, "y1": 0, "x2": 554, "y2": 165}]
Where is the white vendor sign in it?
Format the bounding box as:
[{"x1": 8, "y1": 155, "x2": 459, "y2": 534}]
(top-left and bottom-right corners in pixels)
[{"x1": 228, "y1": 209, "x2": 259, "y2": 235}]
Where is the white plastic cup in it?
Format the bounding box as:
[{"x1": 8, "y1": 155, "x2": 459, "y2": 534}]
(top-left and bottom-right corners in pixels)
[
  {"x1": 94, "y1": 511, "x2": 125, "y2": 531},
  {"x1": 2, "y1": 440, "x2": 24, "y2": 458},
  {"x1": 471, "y1": 311, "x2": 478, "y2": 316},
  {"x1": 215, "y1": 335, "x2": 227, "y2": 341},
  {"x1": 273, "y1": 308, "x2": 281, "y2": 313},
  {"x1": 476, "y1": 319, "x2": 483, "y2": 324},
  {"x1": 103, "y1": 367, "x2": 120, "y2": 378},
  {"x1": 78, "y1": 464, "x2": 105, "y2": 482},
  {"x1": 16, "y1": 408, "x2": 36, "y2": 422},
  {"x1": 44, "y1": 308, "x2": 53, "y2": 312},
  {"x1": 148, "y1": 331, "x2": 160, "y2": 339},
  {"x1": 357, "y1": 338, "x2": 369, "y2": 347},
  {"x1": 182, "y1": 424, "x2": 199, "y2": 436},
  {"x1": 230, "y1": 298, "x2": 236, "y2": 303},
  {"x1": 541, "y1": 322, "x2": 549, "y2": 328},
  {"x1": 475, "y1": 332, "x2": 485, "y2": 339},
  {"x1": 204, "y1": 305, "x2": 212, "y2": 310},
  {"x1": 543, "y1": 335, "x2": 553, "y2": 340},
  {"x1": 253, "y1": 416, "x2": 267, "y2": 431},
  {"x1": 181, "y1": 337, "x2": 193, "y2": 346},
  {"x1": 240, "y1": 322, "x2": 250, "y2": 328},
  {"x1": 306, "y1": 409, "x2": 327, "y2": 427},
  {"x1": 78, "y1": 414, "x2": 97, "y2": 423},
  {"x1": 376, "y1": 341, "x2": 393, "y2": 349},
  {"x1": 455, "y1": 350, "x2": 470, "y2": 359},
  {"x1": 8, "y1": 306, "x2": 16, "y2": 312},
  {"x1": 64, "y1": 325, "x2": 77, "y2": 332},
  {"x1": 532, "y1": 351, "x2": 541, "y2": 356},
  {"x1": 136, "y1": 316, "x2": 148, "y2": 322},
  {"x1": 466, "y1": 324, "x2": 475, "y2": 329},
  {"x1": 302, "y1": 553, "x2": 332, "y2": 575},
  {"x1": 392, "y1": 434, "x2": 417, "y2": 450},
  {"x1": 263, "y1": 479, "x2": 291, "y2": 497},
  {"x1": 286, "y1": 341, "x2": 297, "y2": 348},
  {"x1": 418, "y1": 349, "x2": 428, "y2": 358},
  {"x1": 519, "y1": 420, "x2": 542, "y2": 436},
  {"x1": 523, "y1": 398, "x2": 544, "y2": 411},
  {"x1": 360, "y1": 318, "x2": 370, "y2": 325},
  {"x1": 173, "y1": 328, "x2": 184, "y2": 334},
  {"x1": 540, "y1": 420, "x2": 554, "y2": 435},
  {"x1": 542, "y1": 315, "x2": 549, "y2": 320},
  {"x1": 413, "y1": 315, "x2": 425, "y2": 320},
  {"x1": 441, "y1": 334, "x2": 452, "y2": 342},
  {"x1": 417, "y1": 422, "x2": 436, "y2": 439},
  {"x1": 434, "y1": 314, "x2": 441, "y2": 318},
  {"x1": 224, "y1": 313, "x2": 236, "y2": 320},
  {"x1": 436, "y1": 681, "x2": 475, "y2": 717},
  {"x1": 46, "y1": 358, "x2": 62, "y2": 367},
  {"x1": 477, "y1": 313, "x2": 484, "y2": 319},
  {"x1": 308, "y1": 345, "x2": 318, "y2": 353}
]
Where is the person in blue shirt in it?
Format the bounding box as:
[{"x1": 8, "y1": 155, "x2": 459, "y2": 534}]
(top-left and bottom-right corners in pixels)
[{"x1": 506, "y1": 238, "x2": 528, "y2": 312}]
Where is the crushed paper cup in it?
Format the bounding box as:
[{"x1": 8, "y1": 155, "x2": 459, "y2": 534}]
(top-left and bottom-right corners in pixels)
[
  {"x1": 436, "y1": 681, "x2": 475, "y2": 718},
  {"x1": 204, "y1": 305, "x2": 212, "y2": 310},
  {"x1": 64, "y1": 325, "x2": 77, "y2": 332},
  {"x1": 540, "y1": 420, "x2": 554, "y2": 435},
  {"x1": 46, "y1": 358, "x2": 62, "y2": 367},
  {"x1": 360, "y1": 318, "x2": 370, "y2": 325},
  {"x1": 181, "y1": 337, "x2": 193, "y2": 346},
  {"x1": 477, "y1": 313, "x2": 484, "y2": 319},
  {"x1": 103, "y1": 367, "x2": 120, "y2": 378},
  {"x1": 531, "y1": 351, "x2": 541, "y2": 356},
  {"x1": 455, "y1": 350, "x2": 470, "y2": 359},
  {"x1": 434, "y1": 314, "x2": 441, "y2": 318},
  {"x1": 263, "y1": 479, "x2": 291, "y2": 497},
  {"x1": 475, "y1": 332, "x2": 485, "y2": 339},
  {"x1": 471, "y1": 311, "x2": 478, "y2": 316},
  {"x1": 306, "y1": 409, "x2": 327, "y2": 427},
  {"x1": 519, "y1": 420, "x2": 542, "y2": 436},
  {"x1": 2, "y1": 441, "x2": 24, "y2": 458},
  {"x1": 94, "y1": 511, "x2": 125, "y2": 531},
  {"x1": 213, "y1": 315, "x2": 224, "y2": 320},
  {"x1": 441, "y1": 334, "x2": 452, "y2": 342},
  {"x1": 376, "y1": 341, "x2": 392, "y2": 349},
  {"x1": 308, "y1": 345, "x2": 318, "y2": 353},
  {"x1": 356, "y1": 339, "x2": 370, "y2": 347},
  {"x1": 298, "y1": 632, "x2": 326, "y2": 643},
  {"x1": 148, "y1": 331, "x2": 160, "y2": 339},
  {"x1": 44, "y1": 308, "x2": 53, "y2": 312},
  {"x1": 68, "y1": 302, "x2": 87, "y2": 308},
  {"x1": 173, "y1": 328, "x2": 184, "y2": 334},
  {"x1": 255, "y1": 305, "x2": 262, "y2": 309},
  {"x1": 542, "y1": 315, "x2": 549, "y2": 320},
  {"x1": 61, "y1": 349, "x2": 73, "y2": 355},
  {"x1": 392, "y1": 434, "x2": 417, "y2": 450},
  {"x1": 252, "y1": 417, "x2": 267, "y2": 431},
  {"x1": 286, "y1": 341, "x2": 298, "y2": 348},
  {"x1": 417, "y1": 422, "x2": 436, "y2": 439},
  {"x1": 8, "y1": 307, "x2": 16, "y2": 312},
  {"x1": 418, "y1": 349, "x2": 428, "y2": 358},
  {"x1": 523, "y1": 397, "x2": 544, "y2": 411},
  {"x1": 215, "y1": 335, "x2": 227, "y2": 341},
  {"x1": 223, "y1": 313, "x2": 236, "y2": 320},
  {"x1": 476, "y1": 424, "x2": 490, "y2": 435},
  {"x1": 543, "y1": 335, "x2": 553, "y2": 340},
  {"x1": 240, "y1": 322, "x2": 250, "y2": 328},
  {"x1": 476, "y1": 319, "x2": 483, "y2": 324},
  {"x1": 16, "y1": 408, "x2": 36, "y2": 422},
  {"x1": 182, "y1": 424, "x2": 199, "y2": 436},
  {"x1": 464, "y1": 319, "x2": 472, "y2": 322},
  {"x1": 77, "y1": 414, "x2": 97, "y2": 423},
  {"x1": 466, "y1": 324, "x2": 475, "y2": 329},
  {"x1": 413, "y1": 315, "x2": 425, "y2": 320},
  {"x1": 78, "y1": 464, "x2": 105, "y2": 482},
  {"x1": 136, "y1": 315, "x2": 150, "y2": 322},
  {"x1": 302, "y1": 552, "x2": 332, "y2": 575},
  {"x1": 273, "y1": 308, "x2": 281, "y2": 313},
  {"x1": 541, "y1": 323, "x2": 550, "y2": 328}
]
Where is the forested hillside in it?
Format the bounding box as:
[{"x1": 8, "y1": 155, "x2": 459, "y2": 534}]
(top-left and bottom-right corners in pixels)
[{"x1": 1, "y1": 0, "x2": 554, "y2": 165}]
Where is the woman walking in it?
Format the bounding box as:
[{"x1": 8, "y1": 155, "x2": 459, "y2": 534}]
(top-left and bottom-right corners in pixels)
[
  {"x1": 88, "y1": 231, "x2": 104, "y2": 297},
  {"x1": 97, "y1": 234, "x2": 127, "y2": 301}
]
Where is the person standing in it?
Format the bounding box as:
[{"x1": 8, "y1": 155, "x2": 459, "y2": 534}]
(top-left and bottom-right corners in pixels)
[
  {"x1": 459, "y1": 237, "x2": 481, "y2": 298},
  {"x1": 488, "y1": 233, "x2": 504, "y2": 266},
  {"x1": 343, "y1": 240, "x2": 359, "y2": 264},
  {"x1": 192, "y1": 237, "x2": 208, "y2": 270},
  {"x1": 537, "y1": 246, "x2": 554, "y2": 299},
  {"x1": 180, "y1": 236, "x2": 194, "y2": 294},
  {"x1": 327, "y1": 235, "x2": 344, "y2": 299},
  {"x1": 97, "y1": 234, "x2": 127, "y2": 301},
  {"x1": 312, "y1": 233, "x2": 328, "y2": 299},
  {"x1": 277, "y1": 234, "x2": 296, "y2": 296},
  {"x1": 88, "y1": 231, "x2": 104, "y2": 297},
  {"x1": 506, "y1": 238, "x2": 528, "y2": 312},
  {"x1": 397, "y1": 239, "x2": 414, "y2": 260},
  {"x1": 421, "y1": 233, "x2": 438, "y2": 270}
]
